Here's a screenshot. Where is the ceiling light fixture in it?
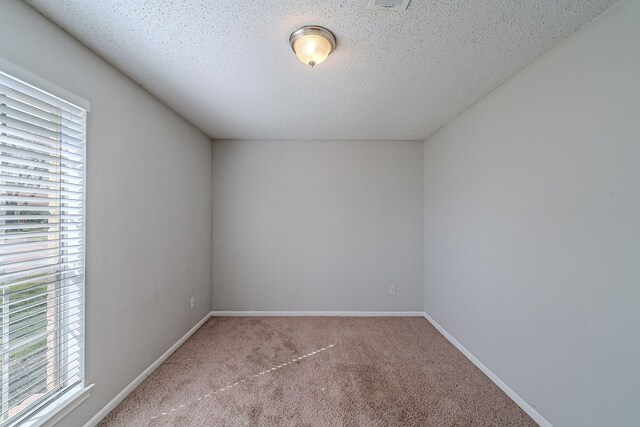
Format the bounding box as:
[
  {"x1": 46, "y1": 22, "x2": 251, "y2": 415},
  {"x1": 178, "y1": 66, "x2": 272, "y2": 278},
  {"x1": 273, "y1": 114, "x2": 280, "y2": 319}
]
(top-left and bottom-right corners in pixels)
[{"x1": 289, "y1": 26, "x2": 336, "y2": 67}]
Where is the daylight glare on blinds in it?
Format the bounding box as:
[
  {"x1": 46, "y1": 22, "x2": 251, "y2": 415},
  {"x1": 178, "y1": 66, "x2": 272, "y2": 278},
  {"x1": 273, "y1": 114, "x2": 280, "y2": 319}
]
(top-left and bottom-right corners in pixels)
[{"x1": 0, "y1": 70, "x2": 85, "y2": 425}]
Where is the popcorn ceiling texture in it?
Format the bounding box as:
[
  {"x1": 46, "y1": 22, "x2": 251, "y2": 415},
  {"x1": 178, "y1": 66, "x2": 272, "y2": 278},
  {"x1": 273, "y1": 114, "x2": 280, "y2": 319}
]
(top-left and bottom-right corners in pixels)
[
  {"x1": 97, "y1": 317, "x2": 536, "y2": 426},
  {"x1": 26, "y1": 0, "x2": 614, "y2": 140}
]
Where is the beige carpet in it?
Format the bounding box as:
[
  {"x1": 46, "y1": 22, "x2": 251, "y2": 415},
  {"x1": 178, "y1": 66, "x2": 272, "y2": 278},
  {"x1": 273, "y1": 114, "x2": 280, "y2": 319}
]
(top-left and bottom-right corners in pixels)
[{"x1": 99, "y1": 317, "x2": 536, "y2": 426}]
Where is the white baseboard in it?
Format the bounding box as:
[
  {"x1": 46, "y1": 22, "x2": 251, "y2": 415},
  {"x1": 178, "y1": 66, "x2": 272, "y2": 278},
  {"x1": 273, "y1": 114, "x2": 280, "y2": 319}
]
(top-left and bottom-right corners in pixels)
[
  {"x1": 422, "y1": 313, "x2": 552, "y2": 427},
  {"x1": 210, "y1": 310, "x2": 425, "y2": 317},
  {"x1": 84, "y1": 313, "x2": 211, "y2": 427}
]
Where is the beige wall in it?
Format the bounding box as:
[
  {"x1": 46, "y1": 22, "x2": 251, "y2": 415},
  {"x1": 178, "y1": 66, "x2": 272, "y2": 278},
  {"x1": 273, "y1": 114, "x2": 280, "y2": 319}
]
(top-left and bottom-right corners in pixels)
[
  {"x1": 423, "y1": 1, "x2": 640, "y2": 425},
  {"x1": 213, "y1": 140, "x2": 424, "y2": 312},
  {"x1": 0, "y1": 1, "x2": 213, "y2": 425}
]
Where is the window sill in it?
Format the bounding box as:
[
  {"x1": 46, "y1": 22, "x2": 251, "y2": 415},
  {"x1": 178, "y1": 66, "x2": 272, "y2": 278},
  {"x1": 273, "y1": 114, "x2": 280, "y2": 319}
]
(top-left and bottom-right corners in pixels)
[{"x1": 18, "y1": 384, "x2": 94, "y2": 427}]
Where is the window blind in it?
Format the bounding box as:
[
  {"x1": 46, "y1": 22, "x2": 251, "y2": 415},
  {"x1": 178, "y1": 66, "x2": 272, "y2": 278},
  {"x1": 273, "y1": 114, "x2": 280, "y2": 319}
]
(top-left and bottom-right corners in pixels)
[{"x1": 0, "y1": 69, "x2": 85, "y2": 426}]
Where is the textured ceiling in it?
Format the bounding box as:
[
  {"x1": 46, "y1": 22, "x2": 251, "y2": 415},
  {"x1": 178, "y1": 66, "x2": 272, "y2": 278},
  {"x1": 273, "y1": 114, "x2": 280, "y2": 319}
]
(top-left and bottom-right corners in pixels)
[{"x1": 26, "y1": 0, "x2": 614, "y2": 141}]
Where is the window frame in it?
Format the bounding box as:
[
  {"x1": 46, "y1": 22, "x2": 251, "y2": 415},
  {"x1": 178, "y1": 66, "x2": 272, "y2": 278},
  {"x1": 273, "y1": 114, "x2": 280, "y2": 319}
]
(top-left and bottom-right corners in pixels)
[{"x1": 0, "y1": 57, "x2": 92, "y2": 427}]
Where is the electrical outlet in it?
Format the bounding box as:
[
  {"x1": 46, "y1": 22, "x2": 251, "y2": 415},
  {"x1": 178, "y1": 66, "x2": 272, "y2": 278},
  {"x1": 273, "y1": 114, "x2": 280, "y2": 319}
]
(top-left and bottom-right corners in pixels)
[
  {"x1": 388, "y1": 285, "x2": 396, "y2": 295},
  {"x1": 190, "y1": 297, "x2": 195, "y2": 310}
]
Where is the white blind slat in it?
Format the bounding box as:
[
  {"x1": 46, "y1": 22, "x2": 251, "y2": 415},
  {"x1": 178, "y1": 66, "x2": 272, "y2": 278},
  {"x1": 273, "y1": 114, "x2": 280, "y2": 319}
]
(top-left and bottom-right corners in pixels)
[
  {"x1": 0, "y1": 224, "x2": 84, "y2": 234},
  {"x1": 0, "y1": 105, "x2": 84, "y2": 138},
  {"x1": 0, "y1": 114, "x2": 84, "y2": 145},
  {"x1": 0, "y1": 78, "x2": 85, "y2": 118},
  {"x1": 4, "y1": 355, "x2": 82, "y2": 401},
  {"x1": 0, "y1": 155, "x2": 83, "y2": 176},
  {"x1": 0, "y1": 171, "x2": 83, "y2": 189},
  {"x1": 5, "y1": 294, "x2": 83, "y2": 331},
  {"x1": 0, "y1": 163, "x2": 84, "y2": 182},
  {"x1": 1, "y1": 144, "x2": 83, "y2": 167},
  {"x1": 1, "y1": 244, "x2": 83, "y2": 265},
  {"x1": 0, "y1": 92, "x2": 84, "y2": 129},
  {"x1": 0, "y1": 230, "x2": 83, "y2": 243},
  {"x1": 1, "y1": 271, "x2": 83, "y2": 291},
  {"x1": 0, "y1": 196, "x2": 81, "y2": 205},
  {"x1": 1, "y1": 275, "x2": 83, "y2": 299},
  {"x1": 0, "y1": 123, "x2": 84, "y2": 153},
  {"x1": 0, "y1": 259, "x2": 83, "y2": 286},
  {"x1": 0, "y1": 239, "x2": 83, "y2": 253},
  {"x1": 1, "y1": 136, "x2": 83, "y2": 162},
  {"x1": 0, "y1": 184, "x2": 83, "y2": 198}
]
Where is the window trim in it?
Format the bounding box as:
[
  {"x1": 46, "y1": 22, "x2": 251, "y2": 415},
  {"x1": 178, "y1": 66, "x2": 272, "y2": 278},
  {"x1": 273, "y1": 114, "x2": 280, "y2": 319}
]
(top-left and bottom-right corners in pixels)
[
  {"x1": 1, "y1": 56, "x2": 92, "y2": 427},
  {"x1": 9, "y1": 384, "x2": 93, "y2": 427}
]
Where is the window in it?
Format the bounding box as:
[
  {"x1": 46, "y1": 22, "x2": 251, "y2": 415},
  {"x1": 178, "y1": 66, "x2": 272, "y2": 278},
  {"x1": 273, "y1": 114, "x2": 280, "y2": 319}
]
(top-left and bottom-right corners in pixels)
[{"x1": 0, "y1": 66, "x2": 86, "y2": 426}]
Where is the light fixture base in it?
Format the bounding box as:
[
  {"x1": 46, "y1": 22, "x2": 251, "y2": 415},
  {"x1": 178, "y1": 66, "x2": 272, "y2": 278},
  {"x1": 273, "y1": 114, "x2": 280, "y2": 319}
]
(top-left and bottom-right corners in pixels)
[{"x1": 289, "y1": 26, "x2": 336, "y2": 52}]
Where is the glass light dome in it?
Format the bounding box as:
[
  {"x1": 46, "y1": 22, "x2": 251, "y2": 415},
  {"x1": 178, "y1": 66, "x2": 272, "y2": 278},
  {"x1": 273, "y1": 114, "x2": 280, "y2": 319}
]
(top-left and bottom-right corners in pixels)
[{"x1": 289, "y1": 26, "x2": 336, "y2": 67}]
